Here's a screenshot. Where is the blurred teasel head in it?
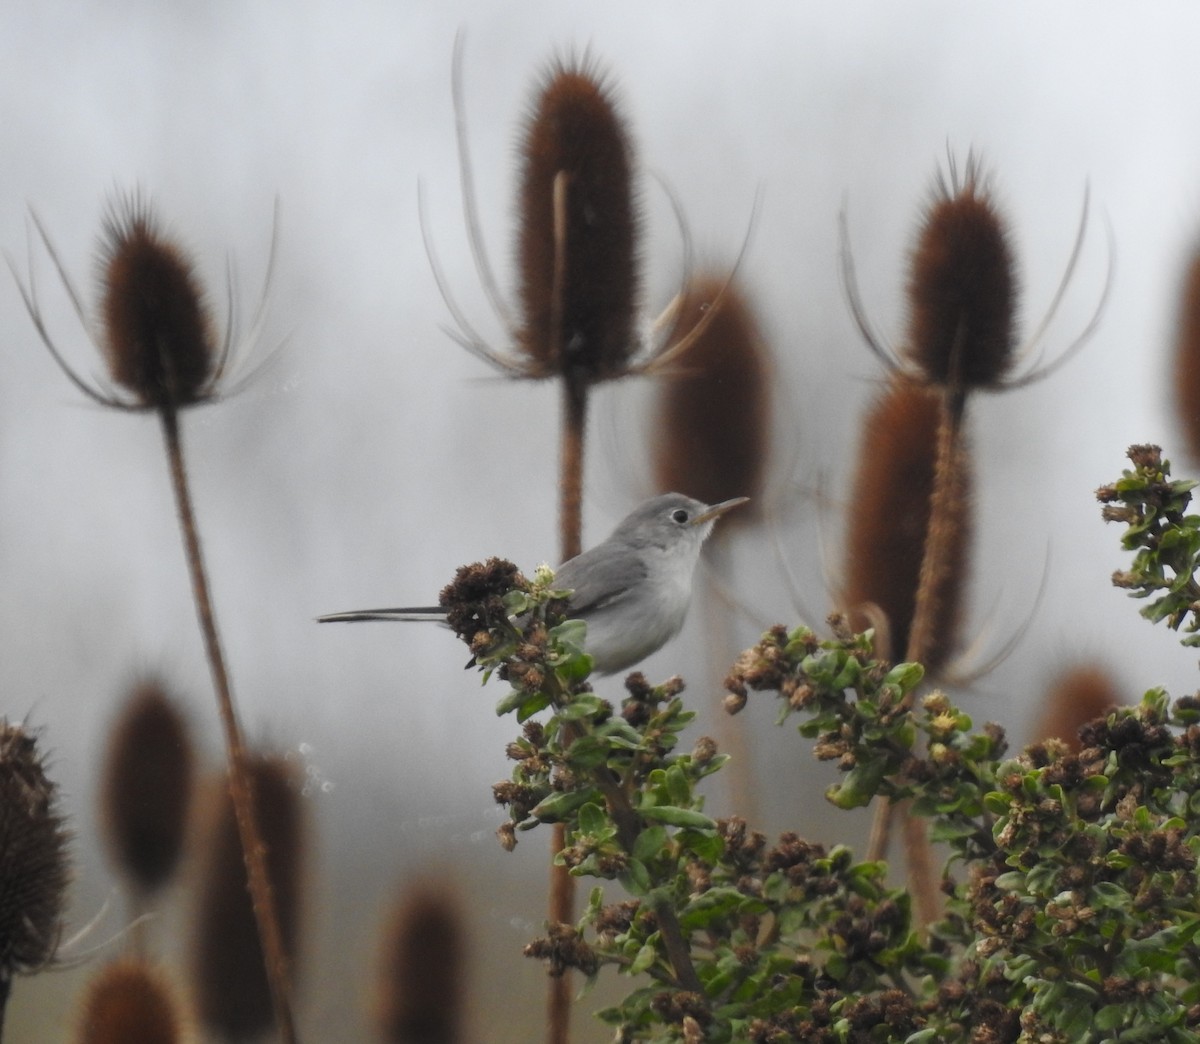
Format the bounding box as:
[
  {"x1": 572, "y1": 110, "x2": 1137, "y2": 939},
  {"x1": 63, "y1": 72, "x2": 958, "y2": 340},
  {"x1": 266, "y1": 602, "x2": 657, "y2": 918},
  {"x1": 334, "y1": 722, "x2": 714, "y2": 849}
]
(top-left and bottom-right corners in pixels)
[
  {"x1": 1033, "y1": 663, "x2": 1122, "y2": 753},
  {"x1": 652, "y1": 276, "x2": 770, "y2": 524},
  {"x1": 99, "y1": 679, "x2": 195, "y2": 898},
  {"x1": 76, "y1": 958, "x2": 189, "y2": 1044},
  {"x1": 192, "y1": 755, "x2": 305, "y2": 1042},
  {"x1": 376, "y1": 881, "x2": 466, "y2": 1043},
  {"x1": 515, "y1": 55, "x2": 640, "y2": 386},
  {"x1": 0, "y1": 722, "x2": 70, "y2": 998},
  {"x1": 1173, "y1": 248, "x2": 1200, "y2": 463},
  {"x1": 842, "y1": 378, "x2": 972, "y2": 671}
]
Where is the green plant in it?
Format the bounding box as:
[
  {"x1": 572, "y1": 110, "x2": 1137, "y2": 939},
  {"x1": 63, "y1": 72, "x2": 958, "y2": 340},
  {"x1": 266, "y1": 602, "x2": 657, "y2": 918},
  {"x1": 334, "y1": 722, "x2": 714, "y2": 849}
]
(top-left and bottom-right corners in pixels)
[{"x1": 431, "y1": 445, "x2": 1200, "y2": 1042}]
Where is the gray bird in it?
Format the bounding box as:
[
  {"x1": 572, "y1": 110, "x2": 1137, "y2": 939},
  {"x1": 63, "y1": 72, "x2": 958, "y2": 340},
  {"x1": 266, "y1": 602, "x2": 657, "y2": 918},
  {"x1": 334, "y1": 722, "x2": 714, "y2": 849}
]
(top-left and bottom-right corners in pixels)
[{"x1": 318, "y1": 493, "x2": 747, "y2": 674}]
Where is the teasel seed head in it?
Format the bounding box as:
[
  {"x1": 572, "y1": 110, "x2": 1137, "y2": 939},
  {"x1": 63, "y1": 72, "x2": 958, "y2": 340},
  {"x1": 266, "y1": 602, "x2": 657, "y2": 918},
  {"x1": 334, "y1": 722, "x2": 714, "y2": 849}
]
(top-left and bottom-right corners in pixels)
[
  {"x1": 1033, "y1": 663, "x2": 1121, "y2": 753},
  {"x1": 1174, "y1": 249, "x2": 1200, "y2": 462},
  {"x1": 76, "y1": 958, "x2": 189, "y2": 1044},
  {"x1": 652, "y1": 276, "x2": 769, "y2": 525},
  {"x1": 842, "y1": 378, "x2": 973, "y2": 671},
  {"x1": 0, "y1": 722, "x2": 70, "y2": 989},
  {"x1": 516, "y1": 56, "x2": 640, "y2": 385},
  {"x1": 99, "y1": 678, "x2": 195, "y2": 897},
  {"x1": 906, "y1": 158, "x2": 1018, "y2": 393},
  {"x1": 376, "y1": 881, "x2": 466, "y2": 1043},
  {"x1": 192, "y1": 756, "x2": 305, "y2": 1042},
  {"x1": 98, "y1": 195, "x2": 218, "y2": 410}
]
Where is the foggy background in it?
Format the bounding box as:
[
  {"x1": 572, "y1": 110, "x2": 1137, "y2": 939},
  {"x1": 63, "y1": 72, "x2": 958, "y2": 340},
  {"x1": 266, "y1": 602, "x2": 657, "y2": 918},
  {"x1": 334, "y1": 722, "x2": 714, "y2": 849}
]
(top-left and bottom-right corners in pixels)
[{"x1": 4, "y1": 2, "x2": 1200, "y2": 1039}]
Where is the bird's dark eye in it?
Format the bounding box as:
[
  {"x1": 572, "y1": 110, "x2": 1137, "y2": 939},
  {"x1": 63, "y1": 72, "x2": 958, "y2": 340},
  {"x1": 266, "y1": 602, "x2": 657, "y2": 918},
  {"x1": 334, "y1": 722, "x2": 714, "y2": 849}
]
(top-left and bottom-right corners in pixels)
[{"x1": 671, "y1": 508, "x2": 690, "y2": 525}]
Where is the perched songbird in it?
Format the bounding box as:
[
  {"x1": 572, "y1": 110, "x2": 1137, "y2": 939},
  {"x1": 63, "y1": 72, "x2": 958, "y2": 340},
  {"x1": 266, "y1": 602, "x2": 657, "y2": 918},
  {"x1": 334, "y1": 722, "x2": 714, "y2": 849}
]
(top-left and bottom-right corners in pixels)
[{"x1": 318, "y1": 493, "x2": 747, "y2": 674}]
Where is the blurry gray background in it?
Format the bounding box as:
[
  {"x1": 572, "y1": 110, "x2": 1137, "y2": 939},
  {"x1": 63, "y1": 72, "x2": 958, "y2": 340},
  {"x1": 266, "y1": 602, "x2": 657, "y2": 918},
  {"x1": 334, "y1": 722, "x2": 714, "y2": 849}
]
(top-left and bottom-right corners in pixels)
[{"x1": 4, "y1": 2, "x2": 1200, "y2": 1040}]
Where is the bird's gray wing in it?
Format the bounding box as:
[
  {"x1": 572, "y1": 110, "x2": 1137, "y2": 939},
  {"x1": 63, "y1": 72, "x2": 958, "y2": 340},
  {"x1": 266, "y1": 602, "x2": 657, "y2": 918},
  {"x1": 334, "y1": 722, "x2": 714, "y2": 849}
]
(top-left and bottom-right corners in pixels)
[{"x1": 553, "y1": 544, "x2": 648, "y2": 615}]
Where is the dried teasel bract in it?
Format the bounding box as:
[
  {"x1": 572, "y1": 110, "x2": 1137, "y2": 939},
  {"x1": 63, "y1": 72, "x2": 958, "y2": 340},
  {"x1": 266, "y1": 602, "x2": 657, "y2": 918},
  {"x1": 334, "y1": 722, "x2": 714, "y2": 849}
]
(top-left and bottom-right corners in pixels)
[
  {"x1": 652, "y1": 276, "x2": 770, "y2": 525},
  {"x1": 0, "y1": 722, "x2": 70, "y2": 999},
  {"x1": 1173, "y1": 249, "x2": 1200, "y2": 463},
  {"x1": 191, "y1": 756, "x2": 305, "y2": 1042},
  {"x1": 515, "y1": 55, "x2": 640, "y2": 385},
  {"x1": 905, "y1": 158, "x2": 1018, "y2": 393},
  {"x1": 76, "y1": 958, "x2": 189, "y2": 1044},
  {"x1": 99, "y1": 679, "x2": 195, "y2": 898},
  {"x1": 841, "y1": 379, "x2": 972, "y2": 671},
  {"x1": 376, "y1": 882, "x2": 466, "y2": 1043}
]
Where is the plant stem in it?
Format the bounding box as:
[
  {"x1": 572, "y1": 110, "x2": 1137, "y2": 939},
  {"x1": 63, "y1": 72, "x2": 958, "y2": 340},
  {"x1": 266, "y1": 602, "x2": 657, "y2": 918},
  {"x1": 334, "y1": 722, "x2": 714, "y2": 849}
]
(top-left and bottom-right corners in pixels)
[
  {"x1": 159, "y1": 408, "x2": 297, "y2": 1044},
  {"x1": 548, "y1": 378, "x2": 588, "y2": 1044}
]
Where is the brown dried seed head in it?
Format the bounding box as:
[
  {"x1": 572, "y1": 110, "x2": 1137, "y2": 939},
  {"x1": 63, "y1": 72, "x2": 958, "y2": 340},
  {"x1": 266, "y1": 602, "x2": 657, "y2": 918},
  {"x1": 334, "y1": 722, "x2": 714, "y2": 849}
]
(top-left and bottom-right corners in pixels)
[
  {"x1": 376, "y1": 881, "x2": 466, "y2": 1043},
  {"x1": 1174, "y1": 250, "x2": 1200, "y2": 462},
  {"x1": 517, "y1": 57, "x2": 639, "y2": 384},
  {"x1": 192, "y1": 756, "x2": 305, "y2": 1042},
  {"x1": 99, "y1": 196, "x2": 216, "y2": 409},
  {"x1": 0, "y1": 722, "x2": 70, "y2": 982},
  {"x1": 76, "y1": 958, "x2": 187, "y2": 1044},
  {"x1": 99, "y1": 679, "x2": 194, "y2": 896},
  {"x1": 842, "y1": 379, "x2": 972, "y2": 671},
  {"x1": 906, "y1": 162, "x2": 1018, "y2": 390},
  {"x1": 1034, "y1": 664, "x2": 1122, "y2": 753},
  {"x1": 653, "y1": 277, "x2": 770, "y2": 523}
]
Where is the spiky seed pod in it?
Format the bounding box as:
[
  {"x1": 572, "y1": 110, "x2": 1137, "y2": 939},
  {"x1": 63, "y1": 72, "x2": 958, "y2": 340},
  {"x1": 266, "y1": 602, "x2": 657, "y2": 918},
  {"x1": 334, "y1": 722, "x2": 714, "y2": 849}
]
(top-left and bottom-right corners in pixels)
[
  {"x1": 98, "y1": 197, "x2": 217, "y2": 410},
  {"x1": 192, "y1": 757, "x2": 304, "y2": 1043},
  {"x1": 0, "y1": 722, "x2": 70, "y2": 995},
  {"x1": 842, "y1": 379, "x2": 972, "y2": 671},
  {"x1": 516, "y1": 58, "x2": 639, "y2": 384},
  {"x1": 1174, "y1": 250, "x2": 1200, "y2": 462},
  {"x1": 652, "y1": 277, "x2": 769, "y2": 524},
  {"x1": 1034, "y1": 664, "x2": 1121, "y2": 753},
  {"x1": 376, "y1": 882, "x2": 466, "y2": 1043},
  {"x1": 99, "y1": 679, "x2": 194, "y2": 897},
  {"x1": 906, "y1": 163, "x2": 1018, "y2": 392},
  {"x1": 76, "y1": 958, "x2": 188, "y2": 1044}
]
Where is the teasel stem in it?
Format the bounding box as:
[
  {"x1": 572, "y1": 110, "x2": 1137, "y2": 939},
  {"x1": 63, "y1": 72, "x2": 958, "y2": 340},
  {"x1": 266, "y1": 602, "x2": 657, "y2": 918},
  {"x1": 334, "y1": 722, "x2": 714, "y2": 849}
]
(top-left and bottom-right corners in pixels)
[{"x1": 159, "y1": 405, "x2": 296, "y2": 1044}]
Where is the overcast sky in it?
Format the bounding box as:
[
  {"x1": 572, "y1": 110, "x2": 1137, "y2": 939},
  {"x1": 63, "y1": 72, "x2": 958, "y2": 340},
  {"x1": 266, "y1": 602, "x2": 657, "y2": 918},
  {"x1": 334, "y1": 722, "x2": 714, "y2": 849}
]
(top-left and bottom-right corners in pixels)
[{"x1": 5, "y1": 3, "x2": 1200, "y2": 1039}]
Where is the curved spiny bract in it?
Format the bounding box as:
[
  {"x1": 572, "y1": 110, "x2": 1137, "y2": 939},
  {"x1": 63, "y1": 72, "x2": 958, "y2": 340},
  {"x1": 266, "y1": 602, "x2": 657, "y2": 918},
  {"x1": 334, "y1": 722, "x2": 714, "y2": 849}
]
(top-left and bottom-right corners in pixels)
[
  {"x1": 906, "y1": 158, "x2": 1018, "y2": 397},
  {"x1": 842, "y1": 379, "x2": 972, "y2": 673},
  {"x1": 516, "y1": 57, "x2": 640, "y2": 387},
  {"x1": 652, "y1": 276, "x2": 770, "y2": 526},
  {"x1": 99, "y1": 679, "x2": 194, "y2": 898}
]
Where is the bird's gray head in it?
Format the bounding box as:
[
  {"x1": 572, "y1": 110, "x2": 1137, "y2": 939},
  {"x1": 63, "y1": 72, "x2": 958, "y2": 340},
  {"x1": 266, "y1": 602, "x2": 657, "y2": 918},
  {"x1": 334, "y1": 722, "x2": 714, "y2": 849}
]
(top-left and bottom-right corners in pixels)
[{"x1": 612, "y1": 493, "x2": 748, "y2": 553}]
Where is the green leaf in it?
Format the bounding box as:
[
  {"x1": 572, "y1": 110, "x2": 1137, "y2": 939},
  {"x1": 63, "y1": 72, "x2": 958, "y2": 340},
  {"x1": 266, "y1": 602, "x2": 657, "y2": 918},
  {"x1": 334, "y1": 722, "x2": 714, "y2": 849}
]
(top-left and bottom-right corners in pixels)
[{"x1": 639, "y1": 805, "x2": 716, "y2": 830}]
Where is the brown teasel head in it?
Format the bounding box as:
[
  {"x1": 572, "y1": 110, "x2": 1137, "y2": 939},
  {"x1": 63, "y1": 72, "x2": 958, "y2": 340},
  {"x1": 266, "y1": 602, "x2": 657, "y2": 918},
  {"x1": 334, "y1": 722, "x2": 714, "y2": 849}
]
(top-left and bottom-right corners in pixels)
[
  {"x1": 1173, "y1": 249, "x2": 1200, "y2": 463},
  {"x1": 906, "y1": 159, "x2": 1018, "y2": 393},
  {"x1": 841, "y1": 379, "x2": 972, "y2": 672},
  {"x1": 191, "y1": 756, "x2": 304, "y2": 1042},
  {"x1": 0, "y1": 722, "x2": 70, "y2": 986},
  {"x1": 98, "y1": 195, "x2": 217, "y2": 410},
  {"x1": 516, "y1": 56, "x2": 640, "y2": 385},
  {"x1": 1033, "y1": 663, "x2": 1122, "y2": 753},
  {"x1": 99, "y1": 679, "x2": 195, "y2": 897},
  {"x1": 375, "y1": 881, "x2": 466, "y2": 1043},
  {"x1": 652, "y1": 276, "x2": 770, "y2": 525},
  {"x1": 76, "y1": 958, "x2": 188, "y2": 1044}
]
